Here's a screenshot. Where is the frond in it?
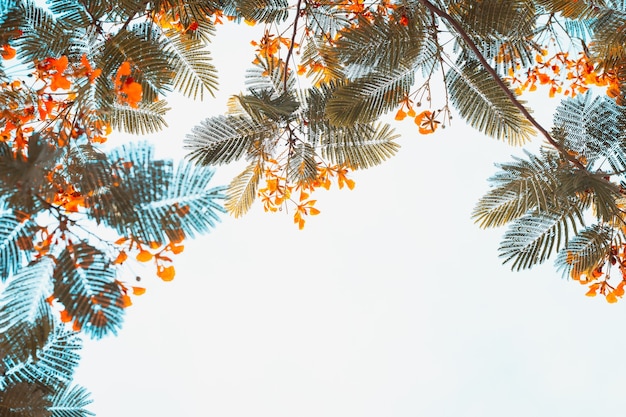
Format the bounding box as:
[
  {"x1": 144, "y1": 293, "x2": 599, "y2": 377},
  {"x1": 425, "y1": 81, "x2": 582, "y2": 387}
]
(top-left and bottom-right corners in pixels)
[
  {"x1": 64, "y1": 144, "x2": 113, "y2": 197},
  {"x1": 299, "y1": 35, "x2": 345, "y2": 86},
  {"x1": 234, "y1": 0, "x2": 290, "y2": 23},
  {"x1": 304, "y1": 3, "x2": 350, "y2": 38},
  {"x1": 98, "y1": 29, "x2": 172, "y2": 101},
  {"x1": 0, "y1": 257, "x2": 55, "y2": 363},
  {"x1": 534, "y1": 0, "x2": 608, "y2": 19},
  {"x1": 47, "y1": 0, "x2": 91, "y2": 27},
  {"x1": 555, "y1": 224, "x2": 614, "y2": 277},
  {"x1": 110, "y1": 100, "x2": 170, "y2": 135},
  {"x1": 0, "y1": 210, "x2": 38, "y2": 281},
  {"x1": 498, "y1": 206, "x2": 584, "y2": 271},
  {"x1": 97, "y1": 142, "x2": 225, "y2": 243},
  {"x1": 326, "y1": 67, "x2": 414, "y2": 126},
  {"x1": 287, "y1": 143, "x2": 318, "y2": 184},
  {"x1": 0, "y1": 381, "x2": 52, "y2": 417},
  {"x1": 333, "y1": 15, "x2": 425, "y2": 74},
  {"x1": 564, "y1": 18, "x2": 596, "y2": 41},
  {"x1": 49, "y1": 384, "x2": 95, "y2": 417},
  {"x1": 52, "y1": 242, "x2": 124, "y2": 339},
  {"x1": 558, "y1": 168, "x2": 622, "y2": 222},
  {"x1": 446, "y1": 60, "x2": 536, "y2": 145},
  {"x1": 244, "y1": 59, "x2": 295, "y2": 99},
  {"x1": 15, "y1": 2, "x2": 74, "y2": 61},
  {"x1": 235, "y1": 90, "x2": 300, "y2": 123},
  {"x1": 448, "y1": 0, "x2": 536, "y2": 39},
  {"x1": 165, "y1": 31, "x2": 218, "y2": 100},
  {"x1": 225, "y1": 161, "x2": 262, "y2": 218},
  {"x1": 320, "y1": 122, "x2": 400, "y2": 169},
  {"x1": 152, "y1": 0, "x2": 221, "y2": 28},
  {"x1": 130, "y1": 160, "x2": 226, "y2": 242},
  {"x1": 590, "y1": 9, "x2": 626, "y2": 71},
  {"x1": 473, "y1": 150, "x2": 568, "y2": 228},
  {"x1": 185, "y1": 115, "x2": 278, "y2": 165},
  {"x1": 553, "y1": 93, "x2": 626, "y2": 171},
  {"x1": 1, "y1": 326, "x2": 81, "y2": 388}
]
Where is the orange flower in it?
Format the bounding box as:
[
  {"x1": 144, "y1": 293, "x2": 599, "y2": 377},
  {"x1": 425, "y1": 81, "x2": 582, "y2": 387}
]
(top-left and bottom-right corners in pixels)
[
  {"x1": 1, "y1": 44, "x2": 16, "y2": 60},
  {"x1": 132, "y1": 286, "x2": 146, "y2": 296},
  {"x1": 121, "y1": 294, "x2": 132, "y2": 307},
  {"x1": 414, "y1": 110, "x2": 440, "y2": 134},
  {"x1": 394, "y1": 108, "x2": 407, "y2": 121},
  {"x1": 60, "y1": 310, "x2": 72, "y2": 323},
  {"x1": 48, "y1": 56, "x2": 71, "y2": 91},
  {"x1": 113, "y1": 250, "x2": 128, "y2": 265},
  {"x1": 157, "y1": 265, "x2": 175, "y2": 281},
  {"x1": 136, "y1": 250, "x2": 153, "y2": 262},
  {"x1": 80, "y1": 54, "x2": 102, "y2": 83},
  {"x1": 115, "y1": 61, "x2": 143, "y2": 108},
  {"x1": 336, "y1": 166, "x2": 355, "y2": 190}
]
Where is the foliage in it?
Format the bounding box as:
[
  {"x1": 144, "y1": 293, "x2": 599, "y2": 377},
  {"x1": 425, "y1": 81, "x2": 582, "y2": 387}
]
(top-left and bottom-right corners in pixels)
[{"x1": 2, "y1": 0, "x2": 626, "y2": 413}]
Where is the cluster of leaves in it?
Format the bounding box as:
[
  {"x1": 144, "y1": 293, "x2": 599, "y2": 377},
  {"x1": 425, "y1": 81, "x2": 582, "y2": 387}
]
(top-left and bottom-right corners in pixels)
[
  {"x1": 2, "y1": 0, "x2": 626, "y2": 413},
  {"x1": 0, "y1": 0, "x2": 227, "y2": 414},
  {"x1": 187, "y1": 0, "x2": 626, "y2": 306}
]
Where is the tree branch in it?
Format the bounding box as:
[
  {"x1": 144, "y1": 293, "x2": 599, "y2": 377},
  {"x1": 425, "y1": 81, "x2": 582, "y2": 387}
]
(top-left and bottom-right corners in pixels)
[
  {"x1": 284, "y1": 0, "x2": 304, "y2": 91},
  {"x1": 417, "y1": 0, "x2": 586, "y2": 170}
]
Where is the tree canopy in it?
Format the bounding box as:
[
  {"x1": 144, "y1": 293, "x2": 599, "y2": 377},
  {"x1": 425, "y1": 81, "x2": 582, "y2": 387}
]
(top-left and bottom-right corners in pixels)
[{"x1": 1, "y1": 0, "x2": 626, "y2": 414}]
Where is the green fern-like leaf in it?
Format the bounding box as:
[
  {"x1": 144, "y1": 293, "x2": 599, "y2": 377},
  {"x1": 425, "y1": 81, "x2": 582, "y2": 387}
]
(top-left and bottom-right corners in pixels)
[
  {"x1": 473, "y1": 150, "x2": 567, "y2": 228},
  {"x1": 535, "y1": 0, "x2": 608, "y2": 19},
  {"x1": 165, "y1": 30, "x2": 218, "y2": 100},
  {"x1": 555, "y1": 223, "x2": 613, "y2": 278},
  {"x1": 287, "y1": 143, "x2": 318, "y2": 184},
  {"x1": 326, "y1": 67, "x2": 415, "y2": 126},
  {"x1": 591, "y1": 9, "x2": 626, "y2": 71},
  {"x1": 49, "y1": 383, "x2": 95, "y2": 417},
  {"x1": 244, "y1": 59, "x2": 295, "y2": 98},
  {"x1": 1, "y1": 326, "x2": 81, "y2": 388},
  {"x1": 553, "y1": 92, "x2": 626, "y2": 172},
  {"x1": 185, "y1": 115, "x2": 278, "y2": 165},
  {"x1": 234, "y1": 0, "x2": 290, "y2": 23},
  {"x1": 52, "y1": 242, "x2": 124, "y2": 339},
  {"x1": 304, "y1": 3, "x2": 350, "y2": 38},
  {"x1": 15, "y1": 2, "x2": 74, "y2": 62},
  {"x1": 110, "y1": 100, "x2": 170, "y2": 135},
  {"x1": 499, "y1": 206, "x2": 584, "y2": 271},
  {"x1": 0, "y1": 257, "x2": 55, "y2": 364},
  {"x1": 320, "y1": 122, "x2": 400, "y2": 169},
  {"x1": 95, "y1": 142, "x2": 225, "y2": 243},
  {"x1": 0, "y1": 381, "x2": 52, "y2": 417},
  {"x1": 0, "y1": 210, "x2": 38, "y2": 281},
  {"x1": 446, "y1": 60, "x2": 536, "y2": 144},
  {"x1": 225, "y1": 161, "x2": 262, "y2": 218},
  {"x1": 333, "y1": 15, "x2": 425, "y2": 73}
]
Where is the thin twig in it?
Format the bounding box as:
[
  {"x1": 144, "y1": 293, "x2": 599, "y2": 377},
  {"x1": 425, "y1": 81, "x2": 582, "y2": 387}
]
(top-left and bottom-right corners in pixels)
[{"x1": 284, "y1": 0, "x2": 304, "y2": 91}]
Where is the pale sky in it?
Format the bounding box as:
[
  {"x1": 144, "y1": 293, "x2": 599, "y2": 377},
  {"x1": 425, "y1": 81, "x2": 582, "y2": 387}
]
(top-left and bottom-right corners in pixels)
[{"x1": 73, "y1": 21, "x2": 626, "y2": 417}]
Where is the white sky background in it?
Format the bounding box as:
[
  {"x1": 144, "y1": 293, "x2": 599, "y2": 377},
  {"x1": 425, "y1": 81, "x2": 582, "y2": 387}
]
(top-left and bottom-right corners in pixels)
[{"x1": 73, "y1": 21, "x2": 626, "y2": 417}]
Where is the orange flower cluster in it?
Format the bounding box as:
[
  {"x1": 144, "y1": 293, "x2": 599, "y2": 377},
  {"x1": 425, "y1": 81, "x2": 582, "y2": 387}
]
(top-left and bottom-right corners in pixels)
[
  {"x1": 568, "y1": 244, "x2": 626, "y2": 303},
  {"x1": 394, "y1": 97, "x2": 440, "y2": 134},
  {"x1": 506, "y1": 51, "x2": 622, "y2": 102},
  {"x1": 114, "y1": 61, "x2": 142, "y2": 108},
  {"x1": 112, "y1": 233, "x2": 186, "y2": 282},
  {"x1": 53, "y1": 184, "x2": 86, "y2": 213},
  {"x1": 250, "y1": 30, "x2": 296, "y2": 68},
  {"x1": 1, "y1": 44, "x2": 16, "y2": 60},
  {"x1": 1, "y1": 54, "x2": 108, "y2": 152},
  {"x1": 45, "y1": 277, "x2": 143, "y2": 331},
  {"x1": 258, "y1": 159, "x2": 355, "y2": 229}
]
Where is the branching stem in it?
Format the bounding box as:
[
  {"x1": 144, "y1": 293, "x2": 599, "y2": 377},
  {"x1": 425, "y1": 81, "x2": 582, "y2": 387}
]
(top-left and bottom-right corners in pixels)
[
  {"x1": 417, "y1": 0, "x2": 586, "y2": 170},
  {"x1": 284, "y1": 0, "x2": 304, "y2": 90}
]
